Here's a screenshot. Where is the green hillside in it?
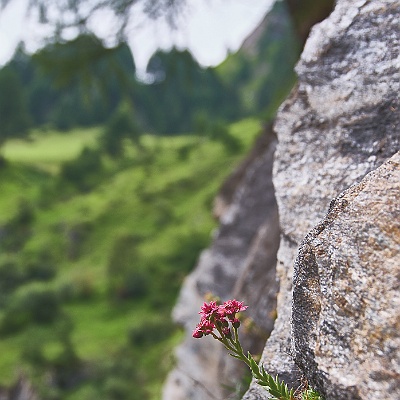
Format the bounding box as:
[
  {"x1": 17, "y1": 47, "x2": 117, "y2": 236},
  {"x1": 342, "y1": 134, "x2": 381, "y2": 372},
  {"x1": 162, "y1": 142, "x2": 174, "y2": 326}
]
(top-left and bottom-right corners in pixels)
[
  {"x1": 0, "y1": 119, "x2": 261, "y2": 399},
  {"x1": 0, "y1": 3, "x2": 306, "y2": 398}
]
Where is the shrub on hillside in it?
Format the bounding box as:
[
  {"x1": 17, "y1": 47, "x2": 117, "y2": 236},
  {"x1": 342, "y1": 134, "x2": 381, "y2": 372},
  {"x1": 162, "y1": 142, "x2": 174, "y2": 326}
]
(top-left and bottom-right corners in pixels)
[
  {"x1": 177, "y1": 142, "x2": 196, "y2": 161},
  {"x1": 194, "y1": 113, "x2": 242, "y2": 154},
  {"x1": 107, "y1": 234, "x2": 149, "y2": 300},
  {"x1": 0, "y1": 282, "x2": 61, "y2": 334},
  {"x1": 60, "y1": 146, "x2": 103, "y2": 191},
  {"x1": 91, "y1": 353, "x2": 145, "y2": 400},
  {"x1": 0, "y1": 251, "x2": 55, "y2": 307},
  {"x1": 58, "y1": 274, "x2": 96, "y2": 302},
  {"x1": 208, "y1": 121, "x2": 242, "y2": 154},
  {"x1": 22, "y1": 316, "x2": 81, "y2": 395},
  {"x1": 128, "y1": 315, "x2": 175, "y2": 347},
  {"x1": 0, "y1": 199, "x2": 35, "y2": 252},
  {"x1": 101, "y1": 100, "x2": 141, "y2": 157},
  {"x1": 0, "y1": 256, "x2": 24, "y2": 306},
  {"x1": 21, "y1": 250, "x2": 56, "y2": 281},
  {"x1": 23, "y1": 258, "x2": 56, "y2": 281},
  {"x1": 153, "y1": 199, "x2": 174, "y2": 227},
  {"x1": 148, "y1": 231, "x2": 210, "y2": 308},
  {"x1": 65, "y1": 221, "x2": 93, "y2": 260}
]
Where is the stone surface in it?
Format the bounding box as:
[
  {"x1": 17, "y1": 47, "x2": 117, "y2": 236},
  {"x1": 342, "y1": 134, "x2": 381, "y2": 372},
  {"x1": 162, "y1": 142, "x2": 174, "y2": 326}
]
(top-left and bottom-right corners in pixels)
[
  {"x1": 293, "y1": 152, "x2": 400, "y2": 399},
  {"x1": 244, "y1": 0, "x2": 400, "y2": 398},
  {"x1": 163, "y1": 126, "x2": 280, "y2": 400}
]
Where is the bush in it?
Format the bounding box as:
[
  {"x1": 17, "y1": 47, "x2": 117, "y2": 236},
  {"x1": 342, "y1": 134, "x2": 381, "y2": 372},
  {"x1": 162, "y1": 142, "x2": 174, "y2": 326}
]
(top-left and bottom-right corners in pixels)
[
  {"x1": 0, "y1": 282, "x2": 61, "y2": 334},
  {"x1": 108, "y1": 264, "x2": 149, "y2": 300},
  {"x1": 91, "y1": 354, "x2": 146, "y2": 400},
  {"x1": 60, "y1": 147, "x2": 103, "y2": 191},
  {"x1": 58, "y1": 274, "x2": 96, "y2": 303},
  {"x1": 0, "y1": 251, "x2": 55, "y2": 307},
  {"x1": 209, "y1": 121, "x2": 242, "y2": 154},
  {"x1": 0, "y1": 199, "x2": 35, "y2": 252},
  {"x1": 153, "y1": 199, "x2": 174, "y2": 227},
  {"x1": 21, "y1": 250, "x2": 56, "y2": 281},
  {"x1": 65, "y1": 221, "x2": 92, "y2": 260},
  {"x1": 119, "y1": 269, "x2": 149, "y2": 299},
  {"x1": 128, "y1": 315, "x2": 175, "y2": 347},
  {"x1": 24, "y1": 259, "x2": 55, "y2": 281},
  {"x1": 107, "y1": 234, "x2": 149, "y2": 300},
  {"x1": 22, "y1": 316, "x2": 81, "y2": 395},
  {"x1": 193, "y1": 113, "x2": 242, "y2": 154},
  {"x1": 0, "y1": 256, "x2": 24, "y2": 306},
  {"x1": 177, "y1": 142, "x2": 196, "y2": 161},
  {"x1": 102, "y1": 100, "x2": 141, "y2": 157},
  {"x1": 102, "y1": 377, "x2": 132, "y2": 400}
]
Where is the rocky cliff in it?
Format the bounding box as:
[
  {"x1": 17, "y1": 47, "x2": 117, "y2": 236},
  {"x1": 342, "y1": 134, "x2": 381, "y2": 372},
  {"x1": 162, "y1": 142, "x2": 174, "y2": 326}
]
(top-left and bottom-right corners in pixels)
[
  {"x1": 164, "y1": 0, "x2": 400, "y2": 399},
  {"x1": 293, "y1": 151, "x2": 400, "y2": 399}
]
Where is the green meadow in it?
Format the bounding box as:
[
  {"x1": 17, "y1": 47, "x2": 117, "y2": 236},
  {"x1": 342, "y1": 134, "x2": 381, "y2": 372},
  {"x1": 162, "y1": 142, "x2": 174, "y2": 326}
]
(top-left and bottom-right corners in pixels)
[{"x1": 0, "y1": 118, "x2": 262, "y2": 399}]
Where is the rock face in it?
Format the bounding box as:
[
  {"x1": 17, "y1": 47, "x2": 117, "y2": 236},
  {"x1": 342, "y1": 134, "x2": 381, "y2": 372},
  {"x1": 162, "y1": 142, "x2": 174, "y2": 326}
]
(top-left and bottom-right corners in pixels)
[
  {"x1": 244, "y1": 0, "x2": 400, "y2": 399},
  {"x1": 162, "y1": 126, "x2": 280, "y2": 400},
  {"x1": 293, "y1": 152, "x2": 400, "y2": 399}
]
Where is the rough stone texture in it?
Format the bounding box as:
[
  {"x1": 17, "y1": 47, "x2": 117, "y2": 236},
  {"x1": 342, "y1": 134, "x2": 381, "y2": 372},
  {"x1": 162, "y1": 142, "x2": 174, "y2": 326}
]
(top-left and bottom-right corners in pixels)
[
  {"x1": 163, "y1": 126, "x2": 280, "y2": 400},
  {"x1": 293, "y1": 151, "x2": 400, "y2": 399},
  {"x1": 244, "y1": 0, "x2": 400, "y2": 398}
]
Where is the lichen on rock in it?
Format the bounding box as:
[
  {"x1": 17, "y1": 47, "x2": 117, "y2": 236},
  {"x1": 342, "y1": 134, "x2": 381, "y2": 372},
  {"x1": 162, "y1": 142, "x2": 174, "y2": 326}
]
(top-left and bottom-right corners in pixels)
[{"x1": 293, "y1": 152, "x2": 400, "y2": 399}]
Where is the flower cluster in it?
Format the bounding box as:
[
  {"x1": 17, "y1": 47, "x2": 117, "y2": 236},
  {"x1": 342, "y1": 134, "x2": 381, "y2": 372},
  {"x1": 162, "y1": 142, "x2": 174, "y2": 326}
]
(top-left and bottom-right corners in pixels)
[
  {"x1": 191, "y1": 298, "x2": 321, "y2": 400},
  {"x1": 192, "y1": 299, "x2": 247, "y2": 339}
]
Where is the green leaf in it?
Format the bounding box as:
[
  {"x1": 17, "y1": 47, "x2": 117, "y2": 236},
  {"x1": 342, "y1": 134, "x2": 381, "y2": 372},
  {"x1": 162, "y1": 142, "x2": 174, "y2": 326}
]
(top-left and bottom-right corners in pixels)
[
  {"x1": 234, "y1": 337, "x2": 244, "y2": 353},
  {"x1": 259, "y1": 375, "x2": 294, "y2": 400},
  {"x1": 248, "y1": 353, "x2": 259, "y2": 375}
]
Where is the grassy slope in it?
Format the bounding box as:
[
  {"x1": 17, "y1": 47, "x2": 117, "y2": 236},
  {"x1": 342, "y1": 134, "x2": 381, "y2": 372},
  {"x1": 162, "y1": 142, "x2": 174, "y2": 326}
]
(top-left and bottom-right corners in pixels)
[
  {"x1": 3, "y1": 128, "x2": 99, "y2": 175},
  {"x1": 0, "y1": 119, "x2": 261, "y2": 399}
]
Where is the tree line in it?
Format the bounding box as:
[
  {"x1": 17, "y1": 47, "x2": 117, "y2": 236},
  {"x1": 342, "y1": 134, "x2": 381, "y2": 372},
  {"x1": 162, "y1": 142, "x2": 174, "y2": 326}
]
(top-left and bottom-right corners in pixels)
[
  {"x1": 0, "y1": 35, "x2": 243, "y2": 141},
  {"x1": 0, "y1": 0, "x2": 302, "y2": 155}
]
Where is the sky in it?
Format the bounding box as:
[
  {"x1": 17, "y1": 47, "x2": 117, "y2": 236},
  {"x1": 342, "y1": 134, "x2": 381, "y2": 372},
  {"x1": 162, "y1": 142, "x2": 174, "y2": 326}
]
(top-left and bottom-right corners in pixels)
[{"x1": 0, "y1": 0, "x2": 275, "y2": 74}]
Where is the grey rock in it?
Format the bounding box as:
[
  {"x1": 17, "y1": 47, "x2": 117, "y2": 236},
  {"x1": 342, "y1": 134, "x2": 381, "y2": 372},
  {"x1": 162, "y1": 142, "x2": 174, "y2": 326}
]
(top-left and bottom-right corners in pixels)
[
  {"x1": 293, "y1": 152, "x2": 400, "y2": 399},
  {"x1": 163, "y1": 126, "x2": 280, "y2": 400},
  {"x1": 244, "y1": 0, "x2": 400, "y2": 398}
]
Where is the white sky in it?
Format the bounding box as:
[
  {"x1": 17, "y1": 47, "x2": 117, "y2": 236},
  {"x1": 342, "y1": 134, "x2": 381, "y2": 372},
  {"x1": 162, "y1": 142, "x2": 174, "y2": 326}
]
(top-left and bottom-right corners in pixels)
[{"x1": 0, "y1": 0, "x2": 275, "y2": 73}]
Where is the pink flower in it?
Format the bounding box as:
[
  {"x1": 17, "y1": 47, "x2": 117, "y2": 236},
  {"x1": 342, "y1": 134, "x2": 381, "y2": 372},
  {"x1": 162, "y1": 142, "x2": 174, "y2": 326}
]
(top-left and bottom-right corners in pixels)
[
  {"x1": 221, "y1": 300, "x2": 248, "y2": 318},
  {"x1": 193, "y1": 299, "x2": 248, "y2": 340},
  {"x1": 199, "y1": 301, "x2": 219, "y2": 319},
  {"x1": 192, "y1": 328, "x2": 203, "y2": 338},
  {"x1": 192, "y1": 318, "x2": 216, "y2": 338}
]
